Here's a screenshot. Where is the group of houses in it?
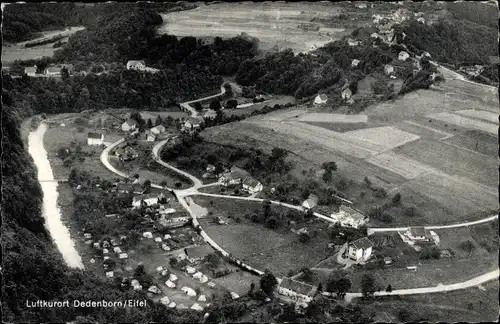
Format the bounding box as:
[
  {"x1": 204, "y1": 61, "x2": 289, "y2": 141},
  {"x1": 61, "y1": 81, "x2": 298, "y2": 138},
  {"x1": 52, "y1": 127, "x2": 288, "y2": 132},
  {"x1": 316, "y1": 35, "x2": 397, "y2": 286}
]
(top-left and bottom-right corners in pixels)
[
  {"x1": 24, "y1": 64, "x2": 74, "y2": 77},
  {"x1": 120, "y1": 116, "x2": 170, "y2": 142},
  {"x1": 217, "y1": 166, "x2": 263, "y2": 193},
  {"x1": 126, "y1": 60, "x2": 160, "y2": 73},
  {"x1": 115, "y1": 145, "x2": 139, "y2": 162}
]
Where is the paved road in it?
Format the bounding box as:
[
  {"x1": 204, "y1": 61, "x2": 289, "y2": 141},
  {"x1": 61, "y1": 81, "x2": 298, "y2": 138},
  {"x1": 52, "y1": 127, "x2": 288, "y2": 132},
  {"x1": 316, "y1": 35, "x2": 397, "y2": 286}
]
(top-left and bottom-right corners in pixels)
[
  {"x1": 345, "y1": 269, "x2": 500, "y2": 301},
  {"x1": 100, "y1": 138, "x2": 129, "y2": 179},
  {"x1": 180, "y1": 85, "x2": 226, "y2": 117}
]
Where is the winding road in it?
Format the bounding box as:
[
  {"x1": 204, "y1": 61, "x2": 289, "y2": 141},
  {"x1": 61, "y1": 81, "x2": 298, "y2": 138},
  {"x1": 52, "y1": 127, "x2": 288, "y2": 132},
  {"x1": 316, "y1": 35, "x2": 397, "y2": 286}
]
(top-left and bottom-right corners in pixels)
[{"x1": 98, "y1": 80, "x2": 499, "y2": 300}]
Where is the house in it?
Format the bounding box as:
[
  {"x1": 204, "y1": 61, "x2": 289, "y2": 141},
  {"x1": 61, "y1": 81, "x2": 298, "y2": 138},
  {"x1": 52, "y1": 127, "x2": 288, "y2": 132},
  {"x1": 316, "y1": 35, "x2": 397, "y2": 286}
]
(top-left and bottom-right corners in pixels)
[
  {"x1": 132, "y1": 193, "x2": 163, "y2": 208},
  {"x1": 44, "y1": 66, "x2": 62, "y2": 76},
  {"x1": 150, "y1": 125, "x2": 166, "y2": 135},
  {"x1": 121, "y1": 119, "x2": 138, "y2": 132},
  {"x1": 115, "y1": 146, "x2": 138, "y2": 161},
  {"x1": 405, "y1": 227, "x2": 431, "y2": 242},
  {"x1": 87, "y1": 132, "x2": 104, "y2": 145},
  {"x1": 417, "y1": 17, "x2": 425, "y2": 24},
  {"x1": 351, "y1": 59, "x2": 361, "y2": 68},
  {"x1": 183, "y1": 117, "x2": 203, "y2": 130},
  {"x1": 206, "y1": 164, "x2": 216, "y2": 173},
  {"x1": 330, "y1": 205, "x2": 369, "y2": 229},
  {"x1": 341, "y1": 87, "x2": 352, "y2": 101},
  {"x1": 313, "y1": 94, "x2": 328, "y2": 105},
  {"x1": 347, "y1": 38, "x2": 360, "y2": 46},
  {"x1": 242, "y1": 177, "x2": 263, "y2": 193},
  {"x1": 398, "y1": 51, "x2": 410, "y2": 61},
  {"x1": 203, "y1": 109, "x2": 218, "y2": 119},
  {"x1": 60, "y1": 64, "x2": 74, "y2": 74},
  {"x1": 24, "y1": 66, "x2": 37, "y2": 77},
  {"x1": 302, "y1": 194, "x2": 318, "y2": 210},
  {"x1": 184, "y1": 245, "x2": 212, "y2": 263},
  {"x1": 146, "y1": 133, "x2": 157, "y2": 142},
  {"x1": 347, "y1": 237, "x2": 373, "y2": 262},
  {"x1": 384, "y1": 64, "x2": 395, "y2": 75},
  {"x1": 370, "y1": 32, "x2": 381, "y2": 39},
  {"x1": 219, "y1": 166, "x2": 250, "y2": 186},
  {"x1": 277, "y1": 277, "x2": 317, "y2": 303},
  {"x1": 115, "y1": 182, "x2": 144, "y2": 194},
  {"x1": 127, "y1": 60, "x2": 146, "y2": 70}
]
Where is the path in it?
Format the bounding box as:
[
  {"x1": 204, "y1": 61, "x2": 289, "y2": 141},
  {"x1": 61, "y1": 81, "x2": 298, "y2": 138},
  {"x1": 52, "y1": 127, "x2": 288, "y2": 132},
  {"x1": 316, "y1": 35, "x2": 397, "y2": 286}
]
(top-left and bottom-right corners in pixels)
[{"x1": 180, "y1": 85, "x2": 226, "y2": 117}]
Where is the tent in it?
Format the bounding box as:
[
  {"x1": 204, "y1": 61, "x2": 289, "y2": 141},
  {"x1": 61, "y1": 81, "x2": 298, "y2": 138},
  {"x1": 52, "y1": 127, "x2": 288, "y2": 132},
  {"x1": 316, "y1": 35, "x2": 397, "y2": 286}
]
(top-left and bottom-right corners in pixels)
[
  {"x1": 181, "y1": 286, "x2": 197, "y2": 297},
  {"x1": 191, "y1": 303, "x2": 204, "y2": 311},
  {"x1": 165, "y1": 280, "x2": 176, "y2": 288},
  {"x1": 160, "y1": 296, "x2": 170, "y2": 306}
]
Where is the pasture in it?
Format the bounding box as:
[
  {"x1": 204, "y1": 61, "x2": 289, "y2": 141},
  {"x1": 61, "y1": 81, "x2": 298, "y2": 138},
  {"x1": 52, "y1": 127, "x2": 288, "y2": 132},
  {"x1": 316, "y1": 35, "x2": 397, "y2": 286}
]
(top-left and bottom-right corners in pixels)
[
  {"x1": 453, "y1": 109, "x2": 499, "y2": 124},
  {"x1": 426, "y1": 112, "x2": 497, "y2": 135},
  {"x1": 443, "y1": 130, "x2": 498, "y2": 157}
]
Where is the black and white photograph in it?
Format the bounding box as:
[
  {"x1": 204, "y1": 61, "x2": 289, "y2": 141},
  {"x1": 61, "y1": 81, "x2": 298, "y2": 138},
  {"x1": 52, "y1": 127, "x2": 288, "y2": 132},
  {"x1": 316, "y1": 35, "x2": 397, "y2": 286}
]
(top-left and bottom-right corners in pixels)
[{"x1": 1, "y1": 1, "x2": 499, "y2": 323}]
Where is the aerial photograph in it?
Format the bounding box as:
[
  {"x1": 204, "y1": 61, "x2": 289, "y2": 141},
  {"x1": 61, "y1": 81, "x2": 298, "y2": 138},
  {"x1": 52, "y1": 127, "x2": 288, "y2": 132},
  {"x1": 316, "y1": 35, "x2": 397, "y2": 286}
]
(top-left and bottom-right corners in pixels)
[{"x1": 2, "y1": 1, "x2": 499, "y2": 323}]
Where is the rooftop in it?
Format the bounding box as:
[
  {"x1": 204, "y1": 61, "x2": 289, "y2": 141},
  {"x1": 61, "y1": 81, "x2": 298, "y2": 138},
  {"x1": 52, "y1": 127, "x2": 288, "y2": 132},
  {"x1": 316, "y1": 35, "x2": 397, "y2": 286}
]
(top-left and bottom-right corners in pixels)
[
  {"x1": 349, "y1": 237, "x2": 373, "y2": 250},
  {"x1": 410, "y1": 227, "x2": 428, "y2": 237},
  {"x1": 88, "y1": 132, "x2": 103, "y2": 139},
  {"x1": 124, "y1": 119, "x2": 138, "y2": 126},
  {"x1": 279, "y1": 277, "x2": 316, "y2": 296},
  {"x1": 133, "y1": 193, "x2": 160, "y2": 202},
  {"x1": 184, "y1": 245, "x2": 213, "y2": 259},
  {"x1": 242, "y1": 176, "x2": 260, "y2": 188}
]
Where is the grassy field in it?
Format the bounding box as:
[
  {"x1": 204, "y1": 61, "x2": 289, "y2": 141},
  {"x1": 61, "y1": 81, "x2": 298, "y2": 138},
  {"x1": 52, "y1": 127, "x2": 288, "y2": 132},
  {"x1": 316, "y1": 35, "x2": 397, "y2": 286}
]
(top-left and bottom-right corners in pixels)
[
  {"x1": 302, "y1": 122, "x2": 370, "y2": 133},
  {"x1": 443, "y1": 130, "x2": 498, "y2": 157}
]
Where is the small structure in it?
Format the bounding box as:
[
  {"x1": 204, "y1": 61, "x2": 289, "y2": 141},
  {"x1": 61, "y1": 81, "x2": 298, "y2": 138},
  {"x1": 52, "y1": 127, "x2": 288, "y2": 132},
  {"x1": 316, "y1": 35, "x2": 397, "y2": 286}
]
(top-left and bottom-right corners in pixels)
[
  {"x1": 405, "y1": 227, "x2": 431, "y2": 242},
  {"x1": 127, "y1": 60, "x2": 146, "y2": 70},
  {"x1": 384, "y1": 64, "x2": 395, "y2": 75},
  {"x1": 169, "y1": 274, "x2": 178, "y2": 282},
  {"x1": 351, "y1": 59, "x2": 361, "y2": 68},
  {"x1": 115, "y1": 182, "x2": 144, "y2": 194},
  {"x1": 183, "y1": 117, "x2": 203, "y2": 131},
  {"x1": 198, "y1": 295, "x2": 207, "y2": 302},
  {"x1": 119, "y1": 253, "x2": 128, "y2": 259},
  {"x1": 417, "y1": 17, "x2": 425, "y2": 24},
  {"x1": 242, "y1": 177, "x2": 263, "y2": 193},
  {"x1": 160, "y1": 296, "x2": 171, "y2": 306},
  {"x1": 150, "y1": 125, "x2": 166, "y2": 134},
  {"x1": 143, "y1": 232, "x2": 153, "y2": 239},
  {"x1": 191, "y1": 303, "x2": 204, "y2": 311},
  {"x1": 330, "y1": 205, "x2": 368, "y2": 229},
  {"x1": 314, "y1": 93, "x2": 328, "y2": 105},
  {"x1": 121, "y1": 119, "x2": 138, "y2": 132},
  {"x1": 219, "y1": 166, "x2": 250, "y2": 186},
  {"x1": 302, "y1": 194, "x2": 318, "y2": 210},
  {"x1": 148, "y1": 286, "x2": 161, "y2": 294},
  {"x1": 87, "y1": 132, "x2": 104, "y2": 145},
  {"x1": 186, "y1": 266, "x2": 197, "y2": 274},
  {"x1": 370, "y1": 32, "x2": 381, "y2": 39},
  {"x1": 203, "y1": 109, "x2": 218, "y2": 119},
  {"x1": 84, "y1": 233, "x2": 92, "y2": 239},
  {"x1": 398, "y1": 51, "x2": 410, "y2": 61},
  {"x1": 165, "y1": 280, "x2": 176, "y2": 288},
  {"x1": 146, "y1": 132, "x2": 157, "y2": 142},
  {"x1": 347, "y1": 237, "x2": 373, "y2": 262},
  {"x1": 341, "y1": 87, "x2": 352, "y2": 101},
  {"x1": 277, "y1": 277, "x2": 317, "y2": 303},
  {"x1": 230, "y1": 292, "x2": 240, "y2": 300},
  {"x1": 132, "y1": 193, "x2": 163, "y2": 208},
  {"x1": 168, "y1": 301, "x2": 177, "y2": 308},
  {"x1": 347, "y1": 38, "x2": 361, "y2": 46},
  {"x1": 162, "y1": 243, "x2": 171, "y2": 251},
  {"x1": 106, "y1": 271, "x2": 114, "y2": 278},
  {"x1": 193, "y1": 272, "x2": 203, "y2": 280},
  {"x1": 181, "y1": 286, "x2": 197, "y2": 297},
  {"x1": 44, "y1": 66, "x2": 62, "y2": 76},
  {"x1": 113, "y1": 247, "x2": 122, "y2": 254},
  {"x1": 384, "y1": 256, "x2": 393, "y2": 265},
  {"x1": 24, "y1": 66, "x2": 37, "y2": 77}
]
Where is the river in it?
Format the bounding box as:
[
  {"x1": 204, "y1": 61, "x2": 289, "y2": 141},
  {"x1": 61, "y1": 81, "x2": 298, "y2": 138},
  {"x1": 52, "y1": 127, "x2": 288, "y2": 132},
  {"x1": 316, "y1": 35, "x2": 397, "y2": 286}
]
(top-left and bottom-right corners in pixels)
[{"x1": 28, "y1": 123, "x2": 84, "y2": 269}]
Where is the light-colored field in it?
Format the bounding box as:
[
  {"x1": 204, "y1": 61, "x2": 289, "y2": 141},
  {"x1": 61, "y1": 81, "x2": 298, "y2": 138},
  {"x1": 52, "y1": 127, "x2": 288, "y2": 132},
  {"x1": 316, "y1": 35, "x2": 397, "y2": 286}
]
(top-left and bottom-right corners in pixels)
[
  {"x1": 342, "y1": 126, "x2": 420, "y2": 152},
  {"x1": 158, "y1": 2, "x2": 349, "y2": 53},
  {"x1": 296, "y1": 113, "x2": 368, "y2": 123},
  {"x1": 426, "y1": 112, "x2": 498, "y2": 135},
  {"x1": 453, "y1": 110, "x2": 499, "y2": 124},
  {"x1": 257, "y1": 108, "x2": 308, "y2": 121},
  {"x1": 365, "y1": 151, "x2": 437, "y2": 180},
  {"x1": 400, "y1": 120, "x2": 453, "y2": 139},
  {"x1": 443, "y1": 130, "x2": 498, "y2": 157}
]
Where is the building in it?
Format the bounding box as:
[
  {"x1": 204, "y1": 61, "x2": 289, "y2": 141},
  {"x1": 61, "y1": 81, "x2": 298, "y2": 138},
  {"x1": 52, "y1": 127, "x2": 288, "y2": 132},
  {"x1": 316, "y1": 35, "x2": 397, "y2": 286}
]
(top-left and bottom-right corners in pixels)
[
  {"x1": 351, "y1": 59, "x2": 361, "y2": 68},
  {"x1": 183, "y1": 117, "x2": 203, "y2": 130},
  {"x1": 184, "y1": 245, "x2": 213, "y2": 263},
  {"x1": 206, "y1": 164, "x2": 216, "y2": 173},
  {"x1": 417, "y1": 17, "x2": 425, "y2": 24},
  {"x1": 302, "y1": 194, "x2": 318, "y2": 210},
  {"x1": 87, "y1": 132, "x2": 104, "y2": 145},
  {"x1": 398, "y1": 51, "x2": 410, "y2": 61},
  {"x1": 157, "y1": 215, "x2": 190, "y2": 229},
  {"x1": 219, "y1": 166, "x2": 250, "y2": 186},
  {"x1": 115, "y1": 146, "x2": 138, "y2": 161},
  {"x1": 132, "y1": 193, "x2": 163, "y2": 208},
  {"x1": 122, "y1": 119, "x2": 138, "y2": 132},
  {"x1": 330, "y1": 205, "x2": 368, "y2": 229},
  {"x1": 146, "y1": 132, "x2": 157, "y2": 142},
  {"x1": 24, "y1": 66, "x2": 37, "y2": 77},
  {"x1": 242, "y1": 177, "x2": 263, "y2": 193},
  {"x1": 127, "y1": 60, "x2": 146, "y2": 70},
  {"x1": 277, "y1": 277, "x2": 317, "y2": 303},
  {"x1": 347, "y1": 38, "x2": 361, "y2": 46},
  {"x1": 44, "y1": 66, "x2": 62, "y2": 76},
  {"x1": 384, "y1": 64, "x2": 395, "y2": 75},
  {"x1": 150, "y1": 125, "x2": 166, "y2": 135},
  {"x1": 347, "y1": 237, "x2": 373, "y2": 262},
  {"x1": 203, "y1": 109, "x2": 218, "y2": 119},
  {"x1": 405, "y1": 227, "x2": 431, "y2": 242},
  {"x1": 115, "y1": 182, "x2": 144, "y2": 194},
  {"x1": 314, "y1": 94, "x2": 328, "y2": 105},
  {"x1": 341, "y1": 87, "x2": 352, "y2": 101}
]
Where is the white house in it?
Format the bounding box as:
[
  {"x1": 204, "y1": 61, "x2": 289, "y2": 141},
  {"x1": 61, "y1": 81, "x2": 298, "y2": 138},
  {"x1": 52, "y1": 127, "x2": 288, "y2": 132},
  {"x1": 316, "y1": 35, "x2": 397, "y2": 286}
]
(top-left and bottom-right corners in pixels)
[
  {"x1": 417, "y1": 17, "x2": 425, "y2": 24},
  {"x1": 384, "y1": 64, "x2": 395, "y2": 75},
  {"x1": 351, "y1": 59, "x2": 361, "y2": 68},
  {"x1": 347, "y1": 237, "x2": 373, "y2": 262},
  {"x1": 277, "y1": 277, "x2": 317, "y2": 303},
  {"x1": 181, "y1": 286, "x2": 197, "y2": 297},
  {"x1": 347, "y1": 38, "x2": 360, "y2": 46},
  {"x1": 341, "y1": 87, "x2": 352, "y2": 101},
  {"x1": 203, "y1": 109, "x2": 218, "y2": 119},
  {"x1": 330, "y1": 205, "x2": 369, "y2": 229},
  {"x1": 242, "y1": 177, "x2": 263, "y2": 193},
  {"x1": 405, "y1": 227, "x2": 431, "y2": 242},
  {"x1": 398, "y1": 51, "x2": 410, "y2": 61},
  {"x1": 87, "y1": 132, "x2": 104, "y2": 145},
  {"x1": 24, "y1": 66, "x2": 37, "y2": 77},
  {"x1": 183, "y1": 117, "x2": 203, "y2": 131},
  {"x1": 302, "y1": 194, "x2": 318, "y2": 210},
  {"x1": 146, "y1": 132, "x2": 157, "y2": 142},
  {"x1": 132, "y1": 193, "x2": 163, "y2": 208},
  {"x1": 150, "y1": 125, "x2": 166, "y2": 135},
  {"x1": 314, "y1": 94, "x2": 328, "y2": 105},
  {"x1": 127, "y1": 60, "x2": 146, "y2": 70},
  {"x1": 219, "y1": 166, "x2": 250, "y2": 186},
  {"x1": 44, "y1": 66, "x2": 62, "y2": 76},
  {"x1": 121, "y1": 119, "x2": 138, "y2": 132}
]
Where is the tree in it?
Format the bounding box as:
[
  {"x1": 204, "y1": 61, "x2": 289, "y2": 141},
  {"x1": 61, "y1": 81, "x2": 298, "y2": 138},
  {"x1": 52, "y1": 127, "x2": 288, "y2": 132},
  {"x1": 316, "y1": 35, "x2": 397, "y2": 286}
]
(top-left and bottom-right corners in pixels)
[
  {"x1": 143, "y1": 180, "x2": 152, "y2": 193},
  {"x1": 61, "y1": 67, "x2": 70, "y2": 80},
  {"x1": 174, "y1": 182, "x2": 182, "y2": 189},
  {"x1": 146, "y1": 118, "x2": 153, "y2": 129},
  {"x1": 392, "y1": 193, "x2": 401, "y2": 204},
  {"x1": 385, "y1": 284, "x2": 392, "y2": 293},
  {"x1": 225, "y1": 99, "x2": 238, "y2": 109},
  {"x1": 223, "y1": 83, "x2": 234, "y2": 97},
  {"x1": 326, "y1": 276, "x2": 351, "y2": 298},
  {"x1": 458, "y1": 240, "x2": 476, "y2": 257},
  {"x1": 160, "y1": 180, "x2": 168, "y2": 188},
  {"x1": 299, "y1": 232, "x2": 311, "y2": 243},
  {"x1": 155, "y1": 115, "x2": 162, "y2": 126},
  {"x1": 209, "y1": 99, "x2": 222, "y2": 111},
  {"x1": 203, "y1": 253, "x2": 220, "y2": 269},
  {"x1": 260, "y1": 269, "x2": 278, "y2": 295},
  {"x1": 322, "y1": 170, "x2": 333, "y2": 183},
  {"x1": 193, "y1": 102, "x2": 203, "y2": 112},
  {"x1": 322, "y1": 161, "x2": 338, "y2": 172},
  {"x1": 361, "y1": 274, "x2": 376, "y2": 297}
]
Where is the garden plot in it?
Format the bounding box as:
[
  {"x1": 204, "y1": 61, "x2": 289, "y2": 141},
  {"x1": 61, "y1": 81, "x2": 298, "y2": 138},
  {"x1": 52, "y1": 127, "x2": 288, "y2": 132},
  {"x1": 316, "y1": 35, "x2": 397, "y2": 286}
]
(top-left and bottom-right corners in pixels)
[
  {"x1": 342, "y1": 126, "x2": 420, "y2": 152},
  {"x1": 426, "y1": 112, "x2": 497, "y2": 135},
  {"x1": 296, "y1": 113, "x2": 368, "y2": 123},
  {"x1": 365, "y1": 151, "x2": 437, "y2": 180},
  {"x1": 453, "y1": 110, "x2": 499, "y2": 124}
]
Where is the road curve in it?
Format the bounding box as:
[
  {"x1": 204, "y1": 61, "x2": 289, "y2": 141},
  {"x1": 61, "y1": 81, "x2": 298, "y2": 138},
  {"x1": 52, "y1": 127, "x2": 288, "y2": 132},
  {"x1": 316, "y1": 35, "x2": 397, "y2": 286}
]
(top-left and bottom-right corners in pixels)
[
  {"x1": 345, "y1": 269, "x2": 499, "y2": 301},
  {"x1": 180, "y1": 85, "x2": 226, "y2": 117},
  {"x1": 100, "y1": 138, "x2": 130, "y2": 179},
  {"x1": 152, "y1": 139, "x2": 203, "y2": 188}
]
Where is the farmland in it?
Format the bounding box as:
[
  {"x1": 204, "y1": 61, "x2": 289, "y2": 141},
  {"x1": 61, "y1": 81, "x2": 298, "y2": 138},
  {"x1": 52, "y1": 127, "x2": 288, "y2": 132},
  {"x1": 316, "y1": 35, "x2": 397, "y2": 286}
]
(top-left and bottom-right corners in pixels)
[{"x1": 443, "y1": 130, "x2": 498, "y2": 157}]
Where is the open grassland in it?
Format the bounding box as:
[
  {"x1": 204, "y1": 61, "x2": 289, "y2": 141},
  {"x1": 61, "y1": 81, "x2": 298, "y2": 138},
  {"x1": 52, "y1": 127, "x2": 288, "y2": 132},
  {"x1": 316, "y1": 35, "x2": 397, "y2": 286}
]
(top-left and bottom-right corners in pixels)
[
  {"x1": 443, "y1": 130, "x2": 498, "y2": 157},
  {"x1": 158, "y1": 2, "x2": 349, "y2": 53},
  {"x1": 302, "y1": 122, "x2": 370, "y2": 133},
  {"x1": 436, "y1": 79, "x2": 499, "y2": 107},
  {"x1": 365, "y1": 151, "x2": 437, "y2": 180},
  {"x1": 453, "y1": 109, "x2": 499, "y2": 124},
  {"x1": 426, "y1": 112, "x2": 498, "y2": 135},
  {"x1": 342, "y1": 126, "x2": 420, "y2": 152},
  {"x1": 296, "y1": 113, "x2": 368, "y2": 123},
  {"x1": 358, "y1": 280, "x2": 499, "y2": 323},
  {"x1": 398, "y1": 139, "x2": 498, "y2": 188},
  {"x1": 395, "y1": 120, "x2": 453, "y2": 141}
]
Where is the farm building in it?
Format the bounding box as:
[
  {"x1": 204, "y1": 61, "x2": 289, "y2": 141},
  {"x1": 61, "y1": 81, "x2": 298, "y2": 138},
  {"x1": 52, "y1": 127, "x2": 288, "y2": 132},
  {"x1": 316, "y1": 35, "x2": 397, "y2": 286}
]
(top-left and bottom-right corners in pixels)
[
  {"x1": 242, "y1": 177, "x2": 263, "y2": 193},
  {"x1": 115, "y1": 182, "x2": 144, "y2": 194},
  {"x1": 330, "y1": 205, "x2": 368, "y2": 228},
  {"x1": 87, "y1": 132, "x2": 104, "y2": 145},
  {"x1": 277, "y1": 277, "x2": 317, "y2": 303},
  {"x1": 150, "y1": 125, "x2": 166, "y2": 134},
  {"x1": 126, "y1": 60, "x2": 146, "y2": 70},
  {"x1": 183, "y1": 117, "x2": 204, "y2": 130},
  {"x1": 184, "y1": 245, "x2": 213, "y2": 263},
  {"x1": 157, "y1": 215, "x2": 190, "y2": 229},
  {"x1": 398, "y1": 51, "x2": 410, "y2": 61},
  {"x1": 132, "y1": 193, "x2": 163, "y2": 208},
  {"x1": 351, "y1": 59, "x2": 361, "y2": 68},
  {"x1": 347, "y1": 237, "x2": 373, "y2": 262},
  {"x1": 203, "y1": 109, "x2": 218, "y2": 119},
  {"x1": 302, "y1": 194, "x2": 318, "y2": 210},
  {"x1": 24, "y1": 66, "x2": 36, "y2": 76},
  {"x1": 219, "y1": 166, "x2": 250, "y2": 186},
  {"x1": 121, "y1": 119, "x2": 138, "y2": 132},
  {"x1": 384, "y1": 64, "x2": 395, "y2": 75},
  {"x1": 314, "y1": 94, "x2": 328, "y2": 105},
  {"x1": 404, "y1": 227, "x2": 431, "y2": 242}
]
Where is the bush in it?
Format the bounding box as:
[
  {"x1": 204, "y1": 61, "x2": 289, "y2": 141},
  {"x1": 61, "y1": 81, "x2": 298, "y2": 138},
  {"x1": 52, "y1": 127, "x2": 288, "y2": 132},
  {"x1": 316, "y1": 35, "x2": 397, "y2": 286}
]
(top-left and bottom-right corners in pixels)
[{"x1": 419, "y1": 246, "x2": 441, "y2": 260}]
